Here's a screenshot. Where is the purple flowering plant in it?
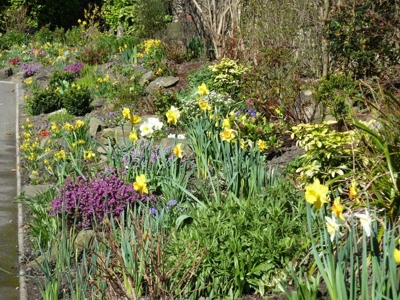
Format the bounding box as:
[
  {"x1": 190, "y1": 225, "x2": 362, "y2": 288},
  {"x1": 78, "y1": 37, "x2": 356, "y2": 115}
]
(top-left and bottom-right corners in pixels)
[
  {"x1": 63, "y1": 62, "x2": 84, "y2": 75},
  {"x1": 21, "y1": 63, "x2": 43, "y2": 77},
  {"x1": 49, "y1": 169, "x2": 158, "y2": 229}
]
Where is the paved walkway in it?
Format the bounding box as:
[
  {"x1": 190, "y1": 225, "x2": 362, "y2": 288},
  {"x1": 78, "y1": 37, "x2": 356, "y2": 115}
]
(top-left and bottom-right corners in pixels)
[{"x1": 0, "y1": 81, "x2": 22, "y2": 300}]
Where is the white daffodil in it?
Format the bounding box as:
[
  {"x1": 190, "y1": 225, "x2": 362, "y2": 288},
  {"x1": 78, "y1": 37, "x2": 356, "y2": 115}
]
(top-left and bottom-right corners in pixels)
[
  {"x1": 325, "y1": 216, "x2": 341, "y2": 242},
  {"x1": 140, "y1": 123, "x2": 154, "y2": 137},
  {"x1": 354, "y1": 209, "x2": 372, "y2": 237}
]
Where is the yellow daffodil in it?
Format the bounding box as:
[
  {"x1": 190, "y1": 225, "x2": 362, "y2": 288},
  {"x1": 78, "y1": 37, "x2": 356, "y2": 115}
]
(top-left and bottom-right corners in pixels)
[
  {"x1": 198, "y1": 83, "x2": 210, "y2": 95},
  {"x1": 198, "y1": 99, "x2": 211, "y2": 110},
  {"x1": 331, "y1": 197, "x2": 345, "y2": 221},
  {"x1": 133, "y1": 174, "x2": 148, "y2": 194},
  {"x1": 84, "y1": 150, "x2": 95, "y2": 161},
  {"x1": 222, "y1": 118, "x2": 231, "y2": 129},
  {"x1": 131, "y1": 115, "x2": 141, "y2": 124},
  {"x1": 63, "y1": 122, "x2": 74, "y2": 131},
  {"x1": 173, "y1": 143, "x2": 183, "y2": 158},
  {"x1": 166, "y1": 106, "x2": 180, "y2": 125},
  {"x1": 129, "y1": 130, "x2": 138, "y2": 143},
  {"x1": 394, "y1": 248, "x2": 400, "y2": 264},
  {"x1": 257, "y1": 139, "x2": 268, "y2": 152},
  {"x1": 75, "y1": 120, "x2": 85, "y2": 129},
  {"x1": 349, "y1": 179, "x2": 358, "y2": 201},
  {"x1": 305, "y1": 179, "x2": 329, "y2": 209},
  {"x1": 220, "y1": 128, "x2": 236, "y2": 142},
  {"x1": 325, "y1": 216, "x2": 340, "y2": 242},
  {"x1": 122, "y1": 107, "x2": 131, "y2": 120}
]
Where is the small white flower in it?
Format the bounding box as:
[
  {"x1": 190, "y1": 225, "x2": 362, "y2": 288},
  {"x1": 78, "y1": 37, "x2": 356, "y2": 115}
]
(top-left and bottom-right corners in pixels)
[
  {"x1": 354, "y1": 209, "x2": 372, "y2": 237},
  {"x1": 140, "y1": 123, "x2": 154, "y2": 137},
  {"x1": 325, "y1": 216, "x2": 341, "y2": 242}
]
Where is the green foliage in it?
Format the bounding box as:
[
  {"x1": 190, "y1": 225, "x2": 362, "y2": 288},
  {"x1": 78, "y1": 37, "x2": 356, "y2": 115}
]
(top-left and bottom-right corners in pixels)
[
  {"x1": 167, "y1": 178, "x2": 308, "y2": 298},
  {"x1": 101, "y1": 0, "x2": 168, "y2": 37},
  {"x1": 0, "y1": 30, "x2": 29, "y2": 50},
  {"x1": 150, "y1": 88, "x2": 180, "y2": 116},
  {"x1": 208, "y1": 57, "x2": 248, "y2": 97},
  {"x1": 186, "y1": 63, "x2": 213, "y2": 90},
  {"x1": 27, "y1": 89, "x2": 62, "y2": 115},
  {"x1": 19, "y1": 188, "x2": 60, "y2": 250},
  {"x1": 314, "y1": 73, "x2": 359, "y2": 125},
  {"x1": 62, "y1": 87, "x2": 93, "y2": 116},
  {"x1": 290, "y1": 121, "x2": 358, "y2": 183},
  {"x1": 77, "y1": 43, "x2": 110, "y2": 65},
  {"x1": 48, "y1": 70, "x2": 77, "y2": 87},
  {"x1": 352, "y1": 83, "x2": 400, "y2": 220},
  {"x1": 327, "y1": 0, "x2": 400, "y2": 78}
]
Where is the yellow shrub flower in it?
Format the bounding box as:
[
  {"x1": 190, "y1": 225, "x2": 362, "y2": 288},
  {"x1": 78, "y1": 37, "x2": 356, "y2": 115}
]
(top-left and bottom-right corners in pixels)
[
  {"x1": 305, "y1": 179, "x2": 329, "y2": 209},
  {"x1": 220, "y1": 128, "x2": 236, "y2": 142},
  {"x1": 133, "y1": 174, "x2": 148, "y2": 194},
  {"x1": 198, "y1": 83, "x2": 209, "y2": 96},
  {"x1": 173, "y1": 143, "x2": 183, "y2": 159},
  {"x1": 166, "y1": 106, "x2": 180, "y2": 125},
  {"x1": 331, "y1": 197, "x2": 345, "y2": 221}
]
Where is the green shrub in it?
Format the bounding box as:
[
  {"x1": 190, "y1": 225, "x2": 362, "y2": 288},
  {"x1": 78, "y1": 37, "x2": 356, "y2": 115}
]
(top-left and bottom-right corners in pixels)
[
  {"x1": 167, "y1": 178, "x2": 309, "y2": 298},
  {"x1": 0, "y1": 30, "x2": 29, "y2": 50},
  {"x1": 77, "y1": 44, "x2": 110, "y2": 65},
  {"x1": 150, "y1": 88, "x2": 180, "y2": 116},
  {"x1": 48, "y1": 70, "x2": 77, "y2": 88},
  {"x1": 62, "y1": 87, "x2": 93, "y2": 116},
  {"x1": 27, "y1": 90, "x2": 62, "y2": 115}
]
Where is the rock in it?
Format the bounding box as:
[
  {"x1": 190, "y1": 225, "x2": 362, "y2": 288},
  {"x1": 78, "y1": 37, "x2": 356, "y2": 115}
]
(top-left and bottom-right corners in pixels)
[
  {"x1": 89, "y1": 117, "x2": 107, "y2": 138},
  {"x1": 133, "y1": 64, "x2": 150, "y2": 75},
  {"x1": 90, "y1": 98, "x2": 107, "y2": 109},
  {"x1": 21, "y1": 184, "x2": 53, "y2": 198},
  {"x1": 0, "y1": 67, "x2": 13, "y2": 80},
  {"x1": 26, "y1": 247, "x2": 58, "y2": 270},
  {"x1": 139, "y1": 70, "x2": 156, "y2": 86},
  {"x1": 9, "y1": 71, "x2": 25, "y2": 83},
  {"x1": 101, "y1": 126, "x2": 131, "y2": 144},
  {"x1": 96, "y1": 145, "x2": 108, "y2": 155},
  {"x1": 73, "y1": 230, "x2": 96, "y2": 252},
  {"x1": 145, "y1": 76, "x2": 179, "y2": 94}
]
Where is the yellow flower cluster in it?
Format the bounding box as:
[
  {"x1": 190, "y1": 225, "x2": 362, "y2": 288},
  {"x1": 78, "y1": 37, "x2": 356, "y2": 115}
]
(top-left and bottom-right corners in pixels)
[
  {"x1": 62, "y1": 120, "x2": 85, "y2": 131},
  {"x1": 122, "y1": 107, "x2": 141, "y2": 125},
  {"x1": 143, "y1": 39, "x2": 162, "y2": 55}
]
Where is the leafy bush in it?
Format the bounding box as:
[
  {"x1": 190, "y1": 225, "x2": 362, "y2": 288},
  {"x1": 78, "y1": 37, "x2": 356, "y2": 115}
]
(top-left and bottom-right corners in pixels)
[
  {"x1": 62, "y1": 86, "x2": 93, "y2": 116},
  {"x1": 49, "y1": 69, "x2": 77, "y2": 88},
  {"x1": 77, "y1": 44, "x2": 110, "y2": 65},
  {"x1": 167, "y1": 178, "x2": 308, "y2": 298},
  {"x1": 49, "y1": 170, "x2": 158, "y2": 229},
  {"x1": 0, "y1": 30, "x2": 29, "y2": 50},
  {"x1": 27, "y1": 90, "x2": 62, "y2": 115},
  {"x1": 150, "y1": 89, "x2": 180, "y2": 116}
]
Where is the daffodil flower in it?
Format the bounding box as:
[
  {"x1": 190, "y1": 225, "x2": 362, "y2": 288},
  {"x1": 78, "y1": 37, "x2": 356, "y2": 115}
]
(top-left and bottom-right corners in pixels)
[
  {"x1": 349, "y1": 179, "x2": 358, "y2": 200},
  {"x1": 331, "y1": 197, "x2": 345, "y2": 221},
  {"x1": 304, "y1": 179, "x2": 329, "y2": 209},
  {"x1": 133, "y1": 174, "x2": 148, "y2": 194},
  {"x1": 394, "y1": 248, "x2": 400, "y2": 264},
  {"x1": 325, "y1": 216, "x2": 341, "y2": 242},
  {"x1": 198, "y1": 83, "x2": 209, "y2": 95},
  {"x1": 354, "y1": 209, "x2": 372, "y2": 237},
  {"x1": 173, "y1": 143, "x2": 183, "y2": 158},
  {"x1": 166, "y1": 106, "x2": 180, "y2": 125}
]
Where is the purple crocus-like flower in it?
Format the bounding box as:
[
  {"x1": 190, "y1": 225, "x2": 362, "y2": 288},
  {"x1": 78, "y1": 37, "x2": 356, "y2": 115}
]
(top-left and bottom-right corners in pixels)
[
  {"x1": 166, "y1": 200, "x2": 178, "y2": 207},
  {"x1": 149, "y1": 207, "x2": 158, "y2": 215},
  {"x1": 63, "y1": 62, "x2": 84, "y2": 74},
  {"x1": 20, "y1": 63, "x2": 42, "y2": 77},
  {"x1": 49, "y1": 170, "x2": 158, "y2": 229}
]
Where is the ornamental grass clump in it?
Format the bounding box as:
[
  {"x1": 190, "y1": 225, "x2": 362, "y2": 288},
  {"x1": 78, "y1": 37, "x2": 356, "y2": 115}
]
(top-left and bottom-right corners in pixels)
[{"x1": 49, "y1": 170, "x2": 158, "y2": 229}]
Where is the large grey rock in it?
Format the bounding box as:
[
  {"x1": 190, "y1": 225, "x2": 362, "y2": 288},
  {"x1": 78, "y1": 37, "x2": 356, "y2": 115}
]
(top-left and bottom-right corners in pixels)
[
  {"x1": 89, "y1": 117, "x2": 107, "y2": 137},
  {"x1": 146, "y1": 76, "x2": 179, "y2": 94},
  {"x1": 9, "y1": 71, "x2": 25, "y2": 83},
  {"x1": 74, "y1": 230, "x2": 97, "y2": 252},
  {"x1": 0, "y1": 67, "x2": 12, "y2": 80},
  {"x1": 101, "y1": 126, "x2": 131, "y2": 144},
  {"x1": 139, "y1": 70, "x2": 156, "y2": 86},
  {"x1": 22, "y1": 184, "x2": 53, "y2": 198},
  {"x1": 90, "y1": 97, "x2": 107, "y2": 109}
]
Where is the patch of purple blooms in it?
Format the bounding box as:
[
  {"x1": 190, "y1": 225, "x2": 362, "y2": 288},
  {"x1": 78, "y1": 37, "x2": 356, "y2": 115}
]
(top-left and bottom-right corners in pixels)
[
  {"x1": 235, "y1": 108, "x2": 257, "y2": 118},
  {"x1": 63, "y1": 62, "x2": 84, "y2": 74},
  {"x1": 49, "y1": 170, "x2": 158, "y2": 229},
  {"x1": 20, "y1": 63, "x2": 42, "y2": 77}
]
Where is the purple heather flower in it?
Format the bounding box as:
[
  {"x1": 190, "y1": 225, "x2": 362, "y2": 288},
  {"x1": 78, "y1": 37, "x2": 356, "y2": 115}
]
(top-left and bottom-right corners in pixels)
[
  {"x1": 20, "y1": 63, "x2": 42, "y2": 77},
  {"x1": 63, "y1": 62, "x2": 84, "y2": 74}
]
